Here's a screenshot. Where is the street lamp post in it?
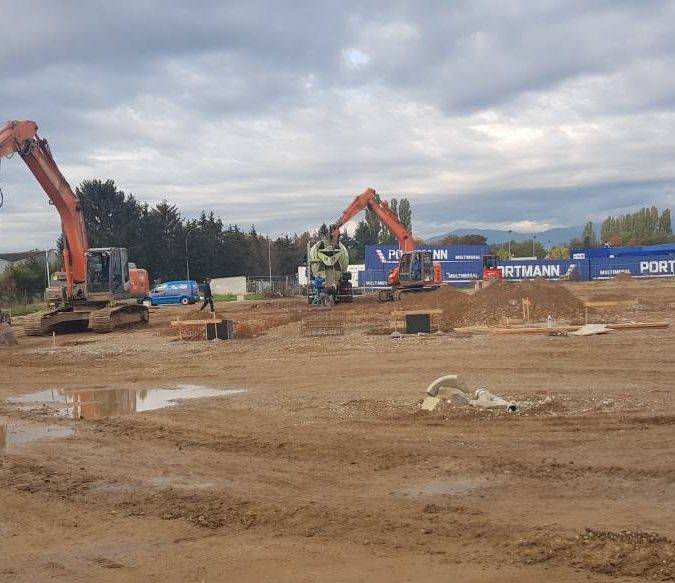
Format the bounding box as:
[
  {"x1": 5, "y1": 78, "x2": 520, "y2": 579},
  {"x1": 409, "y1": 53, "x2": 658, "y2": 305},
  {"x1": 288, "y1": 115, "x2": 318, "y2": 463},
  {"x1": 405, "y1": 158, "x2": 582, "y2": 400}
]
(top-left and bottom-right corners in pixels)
[
  {"x1": 44, "y1": 248, "x2": 57, "y2": 288},
  {"x1": 532, "y1": 235, "x2": 537, "y2": 257},
  {"x1": 185, "y1": 226, "x2": 201, "y2": 281},
  {"x1": 268, "y1": 238, "x2": 272, "y2": 283},
  {"x1": 508, "y1": 230, "x2": 512, "y2": 258}
]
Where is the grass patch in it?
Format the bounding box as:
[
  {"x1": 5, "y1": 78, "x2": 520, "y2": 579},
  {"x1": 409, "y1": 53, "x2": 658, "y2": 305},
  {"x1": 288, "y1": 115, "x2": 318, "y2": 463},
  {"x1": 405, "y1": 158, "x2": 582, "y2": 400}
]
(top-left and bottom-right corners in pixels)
[
  {"x1": 1, "y1": 302, "x2": 46, "y2": 317},
  {"x1": 212, "y1": 293, "x2": 237, "y2": 302},
  {"x1": 212, "y1": 293, "x2": 266, "y2": 302}
]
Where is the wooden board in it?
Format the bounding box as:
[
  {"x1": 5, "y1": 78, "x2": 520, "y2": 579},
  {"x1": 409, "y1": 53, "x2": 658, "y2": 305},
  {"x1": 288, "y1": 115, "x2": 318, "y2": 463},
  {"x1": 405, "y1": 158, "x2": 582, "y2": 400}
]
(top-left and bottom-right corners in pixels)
[
  {"x1": 171, "y1": 319, "x2": 223, "y2": 326},
  {"x1": 583, "y1": 300, "x2": 638, "y2": 308},
  {"x1": 454, "y1": 321, "x2": 669, "y2": 335},
  {"x1": 391, "y1": 309, "x2": 443, "y2": 317}
]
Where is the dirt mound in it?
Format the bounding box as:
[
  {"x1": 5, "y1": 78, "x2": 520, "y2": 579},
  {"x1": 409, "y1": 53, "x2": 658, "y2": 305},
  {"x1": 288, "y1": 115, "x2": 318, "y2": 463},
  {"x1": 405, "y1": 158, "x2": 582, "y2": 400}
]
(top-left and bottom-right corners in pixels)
[
  {"x1": 459, "y1": 280, "x2": 584, "y2": 326},
  {"x1": 518, "y1": 528, "x2": 674, "y2": 580},
  {"x1": 399, "y1": 286, "x2": 471, "y2": 321}
]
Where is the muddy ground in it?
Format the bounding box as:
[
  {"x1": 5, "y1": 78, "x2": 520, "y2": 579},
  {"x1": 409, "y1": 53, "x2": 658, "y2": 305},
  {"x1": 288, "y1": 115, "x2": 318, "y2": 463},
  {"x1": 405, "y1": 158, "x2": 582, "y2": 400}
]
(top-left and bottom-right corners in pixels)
[{"x1": 1, "y1": 278, "x2": 674, "y2": 582}]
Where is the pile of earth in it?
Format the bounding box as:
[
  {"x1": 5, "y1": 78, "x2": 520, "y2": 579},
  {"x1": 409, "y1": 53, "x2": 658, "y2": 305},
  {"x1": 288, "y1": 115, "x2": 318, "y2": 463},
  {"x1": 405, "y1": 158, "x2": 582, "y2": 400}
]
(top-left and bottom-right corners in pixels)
[
  {"x1": 399, "y1": 286, "x2": 471, "y2": 323},
  {"x1": 457, "y1": 280, "x2": 585, "y2": 326},
  {"x1": 395, "y1": 281, "x2": 584, "y2": 327}
]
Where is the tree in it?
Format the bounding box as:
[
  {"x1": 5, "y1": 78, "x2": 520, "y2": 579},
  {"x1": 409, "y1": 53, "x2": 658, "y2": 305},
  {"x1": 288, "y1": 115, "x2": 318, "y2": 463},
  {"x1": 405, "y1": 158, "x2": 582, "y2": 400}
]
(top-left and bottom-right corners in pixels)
[
  {"x1": 600, "y1": 206, "x2": 674, "y2": 246},
  {"x1": 2, "y1": 257, "x2": 45, "y2": 302},
  {"x1": 659, "y1": 209, "x2": 672, "y2": 235},
  {"x1": 547, "y1": 246, "x2": 570, "y2": 259},
  {"x1": 582, "y1": 221, "x2": 597, "y2": 247},
  {"x1": 491, "y1": 240, "x2": 546, "y2": 259},
  {"x1": 76, "y1": 179, "x2": 144, "y2": 252},
  {"x1": 398, "y1": 198, "x2": 412, "y2": 234},
  {"x1": 438, "y1": 234, "x2": 487, "y2": 246}
]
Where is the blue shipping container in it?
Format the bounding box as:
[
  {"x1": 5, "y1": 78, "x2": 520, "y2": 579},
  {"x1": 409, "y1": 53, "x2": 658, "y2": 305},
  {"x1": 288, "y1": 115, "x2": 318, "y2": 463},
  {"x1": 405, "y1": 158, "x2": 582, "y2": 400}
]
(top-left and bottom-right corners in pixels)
[
  {"x1": 572, "y1": 244, "x2": 675, "y2": 259},
  {"x1": 498, "y1": 259, "x2": 590, "y2": 281},
  {"x1": 590, "y1": 255, "x2": 675, "y2": 279},
  {"x1": 364, "y1": 244, "x2": 488, "y2": 270}
]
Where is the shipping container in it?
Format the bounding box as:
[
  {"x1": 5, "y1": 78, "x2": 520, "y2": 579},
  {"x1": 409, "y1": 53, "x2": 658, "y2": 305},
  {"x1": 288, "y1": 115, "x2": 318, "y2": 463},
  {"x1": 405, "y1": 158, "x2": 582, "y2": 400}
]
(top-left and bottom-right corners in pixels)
[
  {"x1": 589, "y1": 255, "x2": 675, "y2": 279},
  {"x1": 498, "y1": 259, "x2": 590, "y2": 281},
  {"x1": 364, "y1": 244, "x2": 489, "y2": 270}
]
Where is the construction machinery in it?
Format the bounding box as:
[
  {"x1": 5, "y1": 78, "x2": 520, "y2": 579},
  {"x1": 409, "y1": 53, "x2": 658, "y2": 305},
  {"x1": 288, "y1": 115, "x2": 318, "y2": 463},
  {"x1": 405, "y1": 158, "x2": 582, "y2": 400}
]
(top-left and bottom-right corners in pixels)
[
  {"x1": 482, "y1": 255, "x2": 503, "y2": 281},
  {"x1": 0, "y1": 120, "x2": 150, "y2": 335},
  {"x1": 330, "y1": 188, "x2": 442, "y2": 301},
  {"x1": 306, "y1": 237, "x2": 353, "y2": 304}
]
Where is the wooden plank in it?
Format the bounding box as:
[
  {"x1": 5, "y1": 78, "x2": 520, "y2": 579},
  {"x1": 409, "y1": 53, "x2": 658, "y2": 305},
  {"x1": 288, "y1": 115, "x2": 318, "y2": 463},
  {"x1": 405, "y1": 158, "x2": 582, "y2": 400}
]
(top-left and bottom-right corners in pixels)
[
  {"x1": 171, "y1": 319, "x2": 223, "y2": 326},
  {"x1": 391, "y1": 309, "x2": 443, "y2": 317},
  {"x1": 491, "y1": 325, "x2": 580, "y2": 335},
  {"x1": 488, "y1": 321, "x2": 669, "y2": 335},
  {"x1": 606, "y1": 321, "x2": 669, "y2": 330},
  {"x1": 584, "y1": 300, "x2": 638, "y2": 308}
]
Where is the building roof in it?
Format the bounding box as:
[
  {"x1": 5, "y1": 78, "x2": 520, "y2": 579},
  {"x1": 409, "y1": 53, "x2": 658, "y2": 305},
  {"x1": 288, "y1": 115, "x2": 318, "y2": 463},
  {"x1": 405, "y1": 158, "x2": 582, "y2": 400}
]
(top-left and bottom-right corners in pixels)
[{"x1": 0, "y1": 250, "x2": 47, "y2": 262}]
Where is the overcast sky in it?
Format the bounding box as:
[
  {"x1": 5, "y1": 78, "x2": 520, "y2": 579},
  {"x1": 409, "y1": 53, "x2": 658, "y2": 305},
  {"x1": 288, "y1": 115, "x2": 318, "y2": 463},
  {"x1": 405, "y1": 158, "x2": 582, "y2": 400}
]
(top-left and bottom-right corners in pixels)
[{"x1": 1, "y1": 1, "x2": 674, "y2": 251}]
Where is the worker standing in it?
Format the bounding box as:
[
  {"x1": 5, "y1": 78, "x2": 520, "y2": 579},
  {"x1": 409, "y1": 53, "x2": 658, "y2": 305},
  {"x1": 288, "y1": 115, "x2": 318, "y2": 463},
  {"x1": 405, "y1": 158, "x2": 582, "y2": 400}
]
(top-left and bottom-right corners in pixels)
[{"x1": 200, "y1": 277, "x2": 215, "y2": 312}]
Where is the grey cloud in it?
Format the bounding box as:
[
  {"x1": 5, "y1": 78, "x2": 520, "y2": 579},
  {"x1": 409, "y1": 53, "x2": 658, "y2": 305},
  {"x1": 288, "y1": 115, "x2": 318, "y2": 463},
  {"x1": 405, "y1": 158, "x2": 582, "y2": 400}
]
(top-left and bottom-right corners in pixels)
[{"x1": 1, "y1": 1, "x2": 674, "y2": 251}]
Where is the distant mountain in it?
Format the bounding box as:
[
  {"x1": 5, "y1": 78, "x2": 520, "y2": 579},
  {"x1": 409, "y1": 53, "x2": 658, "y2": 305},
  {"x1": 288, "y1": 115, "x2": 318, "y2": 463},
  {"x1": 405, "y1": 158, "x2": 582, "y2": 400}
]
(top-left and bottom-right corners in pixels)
[{"x1": 427, "y1": 226, "x2": 583, "y2": 246}]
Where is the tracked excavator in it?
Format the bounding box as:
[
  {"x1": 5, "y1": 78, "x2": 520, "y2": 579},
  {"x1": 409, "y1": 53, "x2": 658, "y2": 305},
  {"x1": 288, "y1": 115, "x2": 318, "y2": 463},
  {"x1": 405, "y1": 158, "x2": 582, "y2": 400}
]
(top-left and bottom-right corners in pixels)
[
  {"x1": 330, "y1": 188, "x2": 442, "y2": 301},
  {"x1": 0, "y1": 120, "x2": 150, "y2": 335}
]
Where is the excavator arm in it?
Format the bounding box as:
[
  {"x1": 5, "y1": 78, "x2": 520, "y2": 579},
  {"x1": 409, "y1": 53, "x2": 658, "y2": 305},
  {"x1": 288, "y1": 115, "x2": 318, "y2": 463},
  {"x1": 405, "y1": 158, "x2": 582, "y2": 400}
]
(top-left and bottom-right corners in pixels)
[
  {"x1": 330, "y1": 188, "x2": 415, "y2": 252},
  {"x1": 0, "y1": 120, "x2": 88, "y2": 294}
]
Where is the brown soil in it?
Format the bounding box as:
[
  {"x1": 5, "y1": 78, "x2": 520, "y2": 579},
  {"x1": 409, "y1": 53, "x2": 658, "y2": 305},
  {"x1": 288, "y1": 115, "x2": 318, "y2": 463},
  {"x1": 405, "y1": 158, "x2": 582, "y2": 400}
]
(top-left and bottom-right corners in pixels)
[
  {"x1": 399, "y1": 280, "x2": 585, "y2": 326},
  {"x1": 1, "y1": 278, "x2": 674, "y2": 582},
  {"x1": 459, "y1": 280, "x2": 585, "y2": 326}
]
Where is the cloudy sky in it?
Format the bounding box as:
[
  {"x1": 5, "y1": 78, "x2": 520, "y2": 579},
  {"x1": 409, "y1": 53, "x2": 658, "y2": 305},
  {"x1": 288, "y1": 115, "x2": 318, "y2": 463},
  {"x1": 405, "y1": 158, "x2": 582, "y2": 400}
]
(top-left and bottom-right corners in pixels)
[{"x1": 1, "y1": 0, "x2": 674, "y2": 251}]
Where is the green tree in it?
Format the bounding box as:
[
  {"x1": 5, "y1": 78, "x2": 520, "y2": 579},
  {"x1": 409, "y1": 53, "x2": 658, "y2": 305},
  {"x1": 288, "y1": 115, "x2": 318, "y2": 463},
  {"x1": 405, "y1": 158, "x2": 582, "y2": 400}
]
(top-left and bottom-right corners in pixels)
[
  {"x1": 398, "y1": 198, "x2": 412, "y2": 234},
  {"x1": 491, "y1": 240, "x2": 546, "y2": 259},
  {"x1": 659, "y1": 209, "x2": 672, "y2": 235},
  {"x1": 438, "y1": 234, "x2": 487, "y2": 246},
  {"x1": 547, "y1": 246, "x2": 570, "y2": 259},
  {"x1": 582, "y1": 221, "x2": 597, "y2": 247}
]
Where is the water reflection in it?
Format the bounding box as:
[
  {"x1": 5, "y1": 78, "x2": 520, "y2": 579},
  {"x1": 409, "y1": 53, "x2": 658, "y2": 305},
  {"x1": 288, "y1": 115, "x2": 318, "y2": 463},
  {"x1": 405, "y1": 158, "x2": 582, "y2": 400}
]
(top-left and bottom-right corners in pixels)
[
  {"x1": 7, "y1": 385, "x2": 246, "y2": 419},
  {"x1": 0, "y1": 416, "x2": 74, "y2": 452}
]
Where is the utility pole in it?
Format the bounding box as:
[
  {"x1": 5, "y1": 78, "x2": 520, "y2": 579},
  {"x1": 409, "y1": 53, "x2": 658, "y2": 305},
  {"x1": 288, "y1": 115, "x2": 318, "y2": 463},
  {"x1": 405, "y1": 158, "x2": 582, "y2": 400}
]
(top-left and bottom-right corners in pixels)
[
  {"x1": 185, "y1": 226, "x2": 201, "y2": 281},
  {"x1": 532, "y1": 235, "x2": 537, "y2": 257},
  {"x1": 45, "y1": 249, "x2": 51, "y2": 288},
  {"x1": 268, "y1": 238, "x2": 272, "y2": 282}
]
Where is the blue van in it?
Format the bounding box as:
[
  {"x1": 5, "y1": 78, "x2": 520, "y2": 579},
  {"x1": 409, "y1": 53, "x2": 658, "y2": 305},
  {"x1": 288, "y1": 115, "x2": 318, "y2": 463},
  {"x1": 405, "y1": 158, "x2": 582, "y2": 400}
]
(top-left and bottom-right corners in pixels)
[{"x1": 147, "y1": 280, "x2": 200, "y2": 306}]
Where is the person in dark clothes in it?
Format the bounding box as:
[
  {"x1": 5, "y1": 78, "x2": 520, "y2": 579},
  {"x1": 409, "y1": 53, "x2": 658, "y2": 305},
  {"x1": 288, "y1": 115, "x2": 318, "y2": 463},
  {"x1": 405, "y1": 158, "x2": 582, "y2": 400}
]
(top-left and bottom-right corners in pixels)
[{"x1": 200, "y1": 277, "x2": 215, "y2": 312}]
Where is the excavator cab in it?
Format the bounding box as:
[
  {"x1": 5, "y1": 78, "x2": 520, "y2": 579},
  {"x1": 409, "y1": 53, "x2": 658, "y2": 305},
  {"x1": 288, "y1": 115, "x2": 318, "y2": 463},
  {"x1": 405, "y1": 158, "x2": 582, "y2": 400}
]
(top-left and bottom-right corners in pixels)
[
  {"x1": 86, "y1": 248, "x2": 130, "y2": 299},
  {"x1": 482, "y1": 255, "x2": 503, "y2": 281},
  {"x1": 397, "y1": 250, "x2": 435, "y2": 285}
]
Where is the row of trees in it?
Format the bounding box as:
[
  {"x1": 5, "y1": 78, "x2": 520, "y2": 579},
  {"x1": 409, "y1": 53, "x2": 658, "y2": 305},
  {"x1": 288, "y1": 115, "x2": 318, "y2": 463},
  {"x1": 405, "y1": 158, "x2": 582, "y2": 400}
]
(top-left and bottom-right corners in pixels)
[
  {"x1": 70, "y1": 180, "x2": 416, "y2": 281},
  {"x1": 575, "y1": 207, "x2": 673, "y2": 249},
  {"x1": 0, "y1": 259, "x2": 46, "y2": 305},
  {"x1": 71, "y1": 179, "x2": 313, "y2": 283}
]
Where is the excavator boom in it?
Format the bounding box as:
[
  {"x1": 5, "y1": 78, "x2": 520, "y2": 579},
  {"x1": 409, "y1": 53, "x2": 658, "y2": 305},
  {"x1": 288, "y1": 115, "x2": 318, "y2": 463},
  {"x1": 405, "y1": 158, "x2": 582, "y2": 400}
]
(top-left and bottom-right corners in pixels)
[
  {"x1": 330, "y1": 188, "x2": 414, "y2": 252},
  {"x1": 0, "y1": 120, "x2": 88, "y2": 294},
  {"x1": 0, "y1": 119, "x2": 150, "y2": 335}
]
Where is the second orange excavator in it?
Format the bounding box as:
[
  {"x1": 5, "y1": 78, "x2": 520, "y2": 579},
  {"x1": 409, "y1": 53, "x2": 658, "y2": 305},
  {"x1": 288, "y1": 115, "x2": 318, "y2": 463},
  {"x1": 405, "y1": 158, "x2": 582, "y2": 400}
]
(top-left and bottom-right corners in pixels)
[
  {"x1": 330, "y1": 188, "x2": 442, "y2": 301},
  {"x1": 0, "y1": 120, "x2": 150, "y2": 335}
]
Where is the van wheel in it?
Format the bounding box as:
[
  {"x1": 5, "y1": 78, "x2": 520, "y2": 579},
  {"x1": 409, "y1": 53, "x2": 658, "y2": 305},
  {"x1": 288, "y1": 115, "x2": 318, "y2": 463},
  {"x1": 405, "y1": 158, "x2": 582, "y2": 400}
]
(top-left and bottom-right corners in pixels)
[{"x1": 181, "y1": 297, "x2": 189, "y2": 305}]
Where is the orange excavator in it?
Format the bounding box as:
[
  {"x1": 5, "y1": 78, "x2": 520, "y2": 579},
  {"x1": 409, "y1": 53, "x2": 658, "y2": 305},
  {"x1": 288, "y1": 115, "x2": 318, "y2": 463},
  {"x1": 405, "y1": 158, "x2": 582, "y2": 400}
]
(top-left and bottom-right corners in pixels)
[
  {"x1": 330, "y1": 188, "x2": 442, "y2": 301},
  {"x1": 0, "y1": 120, "x2": 150, "y2": 335}
]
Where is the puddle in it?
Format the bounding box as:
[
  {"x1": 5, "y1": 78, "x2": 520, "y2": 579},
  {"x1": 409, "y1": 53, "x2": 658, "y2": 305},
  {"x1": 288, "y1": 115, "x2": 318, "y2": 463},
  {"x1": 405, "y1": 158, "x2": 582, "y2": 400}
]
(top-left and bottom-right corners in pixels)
[
  {"x1": 6, "y1": 385, "x2": 246, "y2": 419},
  {"x1": 0, "y1": 417, "x2": 74, "y2": 452},
  {"x1": 398, "y1": 477, "x2": 488, "y2": 498}
]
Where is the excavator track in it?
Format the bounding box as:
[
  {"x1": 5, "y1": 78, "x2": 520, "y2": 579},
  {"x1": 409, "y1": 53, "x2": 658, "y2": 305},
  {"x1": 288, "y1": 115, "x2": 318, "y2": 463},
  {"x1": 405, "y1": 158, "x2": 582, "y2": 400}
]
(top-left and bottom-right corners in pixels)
[
  {"x1": 89, "y1": 304, "x2": 149, "y2": 334},
  {"x1": 22, "y1": 311, "x2": 50, "y2": 336}
]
